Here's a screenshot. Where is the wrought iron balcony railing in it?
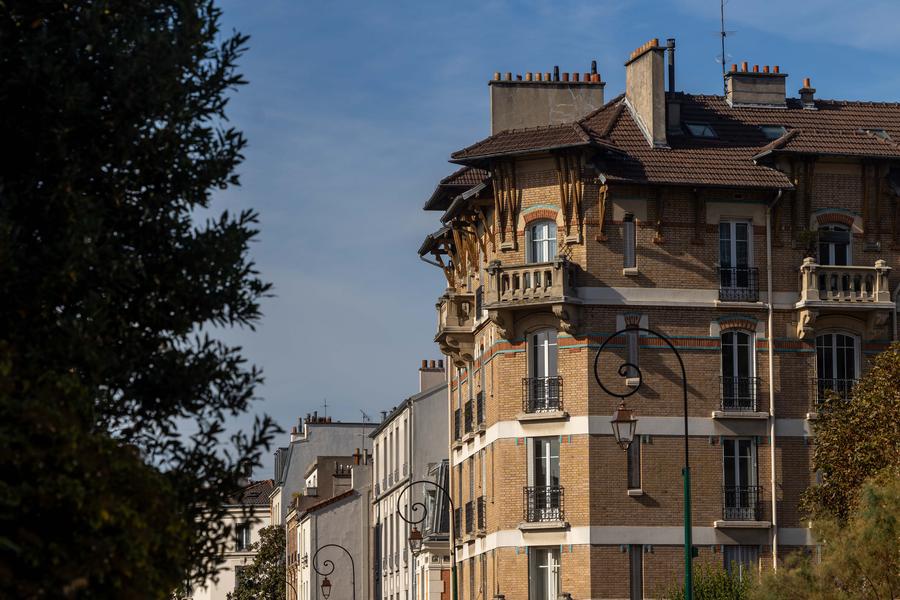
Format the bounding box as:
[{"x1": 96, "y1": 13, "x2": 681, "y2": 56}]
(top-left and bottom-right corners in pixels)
[
  {"x1": 723, "y1": 485, "x2": 762, "y2": 521},
  {"x1": 476, "y1": 391, "x2": 485, "y2": 427},
  {"x1": 523, "y1": 486, "x2": 565, "y2": 522},
  {"x1": 522, "y1": 376, "x2": 563, "y2": 413},
  {"x1": 464, "y1": 500, "x2": 474, "y2": 534},
  {"x1": 453, "y1": 507, "x2": 461, "y2": 537},
  {"x1": 476, "y1": 496, "x2": 486, "y2": 531},
  {"x1": 720, "y1": 376, "x2": 760, "y2": 411},
  {"x1": 453, "y1": 408, "x2": 461, "y2": 441},
  {"x1": 814, "y1": 377, "x2": 857, "y2": 404},
  {"x1": 464, "y1": 400, "x2": 473, "y2": 434},
  {"x1": 718, "y1": 267, "x2": 760, "y2": 302}
]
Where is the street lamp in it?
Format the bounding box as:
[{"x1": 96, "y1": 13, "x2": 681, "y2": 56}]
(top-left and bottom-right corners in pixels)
[
  {"x1": 312, "y1": 544, "x2": 355, "y2": 600},
  {"x1": 594, "y1": 326, "x2": 694, "y2": 600},
  {"x1": 398, "y1": 479, "x2": 459, "y2": 600},
  {"x1": 407, "y1": 525, "x2": 424, "y2": 555}
]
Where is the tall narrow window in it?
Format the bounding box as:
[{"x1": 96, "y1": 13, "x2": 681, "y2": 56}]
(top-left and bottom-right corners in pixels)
[
  {"x1": 816, "y1": 333, "x2": 858, "y2": 402},
  {"x1": 721, "y1": 330, "x2": 755, "y2": 410},
  {"x1": 528, "y1": 547, "x2": 560, "y2": 600},
  {"x1": 627, "y1": 437, "x2": 641, "y2": 490},
  {"x1": 527, "y1": 329, "x2": 560, "y2": 412},
  {"x1": 625, "y1": 328, "x2": 640, "y2": 382},
  {"x1": 235, "y1": 523, "x2": 251, "y2": 551},
  {"x1": 723, "y1": 438, "x2": 758, "y2": 521},
  {"x1": 724, "y1": 546, "x2": 759, "y2": 580},
  {"x1": 629, "y1": 545, "x2": 643, "y2": 600},
  {"x1": 527, "y1": 437, "x2": 561, "y2": 522},
  {"x1": 526, "y1": 220, "x2": 557, "y2": 263},
  {"x1": 623, "y1": 213, "x2": 636, "y2": 269}
]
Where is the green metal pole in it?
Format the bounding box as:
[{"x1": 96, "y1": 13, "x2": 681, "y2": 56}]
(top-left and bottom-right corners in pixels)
[
  {"x1": 683, "y1": 466, "x2": 694, "y2": 600},
  {"x1": 450, "y1": 563, "x2": 458, "y2": 600}
]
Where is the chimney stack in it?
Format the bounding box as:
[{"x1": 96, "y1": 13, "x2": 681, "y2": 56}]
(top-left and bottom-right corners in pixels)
[
  {"x1": 665, "y1": 38, "x2": 680, "y2": 134},
  {"x1": 724, "y1": 61, "x2": 787, "y2": 107},
  {"x1": 799, "y1": 78, "x2": 817, "y2": 110},
  {"x1": 489, "y1": 61, "x2": 605, "y2": 133},
  {"x1": 625, "y1": 38, "x2": 668, "y2": 148},
  {"x1": 419, "y1": 358, "x2": 446, "y2": 392}
]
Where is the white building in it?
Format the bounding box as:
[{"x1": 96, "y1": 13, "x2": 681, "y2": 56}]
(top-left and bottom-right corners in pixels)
[
  {"x1": 371, "y1": 360, "x2": 449, "y2": 600},
  {"x1": 189, "y1": 479, "x2": 274, "y2": 600}
]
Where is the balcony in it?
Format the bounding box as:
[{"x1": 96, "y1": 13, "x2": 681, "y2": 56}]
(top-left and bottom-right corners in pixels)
[
  {"x1": 519, "y1": 377, "x2": 566, "y2": 421},
  {"x1": 464, "y1": 500, "x2": 474, "y2": 535},
  {"x1": 796, "y1": 258, "x2": 893, "y2": 338},
  {"x1": 521, "y1": 486, "x2": 566, "y2": 530},
  {"x1": 464, "y1": 400, "x2": 473, "y2": 435},
  {"x1": 813, "y1": 377, "x2": 856, "y2": 408},
  {"x1": 718, "y1": 267, "x2": 759, "y2": 302},
  {"x1": 476, "y1": 496, "x2": 486, "y2": 534},
  {"x1": 715, "y1": 485, "x2": 769, "y2": 528},
  {"x1": 713, "y1": 377, "x2": 766, "y2": 418},
  {"x1": 485, "y1": 258, "x2": 581, "y2": 337},
  {"x1": 435, "y1": 290, "x2": 475, "y2": 365}
]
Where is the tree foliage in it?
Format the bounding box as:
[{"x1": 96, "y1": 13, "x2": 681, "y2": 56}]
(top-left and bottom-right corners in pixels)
[
  {"x1": 0, "y1": 1, "x2": 278, "y2": 596},
  {"x1": 226, "y1": 526, "x2": 286, "y2": 600},
  {"x1": 753, "y1": 470, "x2": 900, "y2": 600},
  {"x1": 662, "y1": 561, "x2": 754, "y2": 600},
  {"x1": 803, "y1": 344, "x2": 900, "y2": 521}
]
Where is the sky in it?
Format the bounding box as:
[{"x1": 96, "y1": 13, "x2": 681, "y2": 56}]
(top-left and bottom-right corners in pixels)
[{"x1": 212, "y1": 0, "x2": 900, "y2": 476}]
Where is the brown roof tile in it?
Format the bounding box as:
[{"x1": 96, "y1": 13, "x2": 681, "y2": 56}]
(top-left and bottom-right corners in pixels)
[{"x1": 423, "y1": 166, "x2": 490, "y2": 211}]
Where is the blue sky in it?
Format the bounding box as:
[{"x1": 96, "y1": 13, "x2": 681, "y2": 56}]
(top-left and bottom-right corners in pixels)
[{"x1": 213, "y1": 0, "x2": 900, "y2": 475}]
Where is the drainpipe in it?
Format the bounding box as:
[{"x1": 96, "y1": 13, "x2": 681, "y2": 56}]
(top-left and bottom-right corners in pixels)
[
  {"x1": 893, "y1": 283, "x2": 900, "y2": 341},
  {"x1": 766, "y1": 190, "x2": 783, "y2": 571}
]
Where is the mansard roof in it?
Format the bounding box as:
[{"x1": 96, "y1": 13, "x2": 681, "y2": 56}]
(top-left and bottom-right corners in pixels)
[{"x1": 449, "y1": 93, "x2": 900, "y2": 190}]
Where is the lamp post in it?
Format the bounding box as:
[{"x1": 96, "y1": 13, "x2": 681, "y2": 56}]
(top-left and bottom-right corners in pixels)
[
  {"x1": 398, "y1": 479, "x2": 458, "y2": 600},
  {"x1": 312, "y1": 543, "x2": 356, "y2": 600},
  {"x1": 594, "y1": 326, "x2": 694, "y2": 600}
]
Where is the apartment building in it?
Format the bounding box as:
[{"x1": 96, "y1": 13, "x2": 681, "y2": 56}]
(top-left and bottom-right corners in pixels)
[
  {"x1": 189, "y1": 479, "x2": 274, "y2": 600},
  {"x1": 418, "y1": 37, "x2": 900, "y2": 599},
  {"x1": 371, "y1": 361, "x2": 450, "y2": 600}
]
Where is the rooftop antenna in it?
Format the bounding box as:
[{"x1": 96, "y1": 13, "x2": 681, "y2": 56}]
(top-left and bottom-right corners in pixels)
[
  {"x1": 359, "y1": 409, "x2": 371, "y2": 424},
  {"x1": 322, "y1": 398, "x2": 327, "y2": 419},
  {"x1": 718, "y1": 0, "x2": 736, "y2": 96}
]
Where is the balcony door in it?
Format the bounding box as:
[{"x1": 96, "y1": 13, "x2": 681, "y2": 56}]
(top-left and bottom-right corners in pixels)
[
  {"x1": 526, "y1": 220, "x2": 557, "y2": 264},
  {"x1": 528, "y1": 437, "x2": 560, "y2": 521},
  {"x1": 719, "y1": 221, "x2": 752, "y2": 290},
  {"x1": 723, "y1": 438, "x2": 757, "y2": 520},
  {"x1": 528, "y1": 548, "x2": 560, "y2": 600},
  {"x1": 721, "y1": 331, "x2": 755, "y2": 410},
  {"x1": 816, "y1": 333, "x2": 858, "y2": 401},
  {"x1": 528, "y1": 329, "x2": 559, "y2": 411},
  {"x1": 818, "y1": 224, "x2": 850, "y2": 266}
]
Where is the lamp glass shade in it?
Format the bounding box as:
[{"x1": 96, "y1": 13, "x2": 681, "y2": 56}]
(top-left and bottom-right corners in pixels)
[
  {"x1": 611, "y1": 403, "x2": 638, "y2": 451},
  {"x1": 408, "y1": 525, "x2": 424, "y2": 554},
  {"x1": 321, "y1": 576, "x2": 332, "y2": 599}
]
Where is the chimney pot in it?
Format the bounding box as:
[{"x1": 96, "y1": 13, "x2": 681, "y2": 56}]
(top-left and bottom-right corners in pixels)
[
  {"x1": 562, "y1": 72, "x2": 569, "y2": 82},
  {"x1": 741, "y1": 61, "x2": 748, "y2": 72},
  {"x1": 591, "y1": 60, "x2": 597, "y2": 75},
  {"x1": 544, "y1": 72, "x2": 551, "y2": 82},
  {"x1": 803, "y1": 77, "x2": 811, "y2": 88},
  {"x1": 572, "y1": 72, "x2": 579, "y2": 82},
  {"x1": 525, "y1": 72, "x2": 532, "y2": 81},
  {"x1": 583, "y1": 72, "x2": 590, "y2": 82},
  {"x1": 438, "y1": 359, "x2": 444, "y2": 369},
  {"x1": 731, "y1": 63, "x2": 737, "y2": 72},
  {"x1": 504, "y1": 72, "x2": 512, "y2": 81},
  {"x1": 773, "y1": 65, "x2": 780, "y2": 73},
  {"x1": 763, "y1": 65, "x2": 770, "y2": 73},
  {"x1": 591, "y1": 73, "x2": 600, "y2": 83},
  {"x1": 493, "y1": 72, "x2": 500, "y2": 81},
  {"x1": 421, "y1": 359, "x2": 427, "y2": 369},
  {"x1": 430, "y1": 360, "x2": 436, "y2": 369},
  {"x1": 753, "y1": 64, "x2": 759, "y2": 73},
  {"x1": 553, "y1": 66, "x2": 560, "y2": 81},
  {"x1": 516, "y1": 74, "x2": 522, "y2": 81}
]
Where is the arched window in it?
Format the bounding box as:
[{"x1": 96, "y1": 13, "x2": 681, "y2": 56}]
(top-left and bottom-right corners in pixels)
[
  {"x1": 526, "y1": 220, "x2": 557, "y2": 263},
  {"x1": 721, "y1": 330, "x2": 755, "y2": 410},
  {"x1": 816, "y1": 332, "x2": 858, "y2": 402},
  {"x1": 525, "y1": 328, "x2": 559, "y2": 412}
]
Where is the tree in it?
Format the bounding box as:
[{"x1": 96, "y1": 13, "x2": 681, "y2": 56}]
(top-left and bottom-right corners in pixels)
[
  {"x1": 227, "y1": 526, "x2": 286, "y2": 600},
  {"x1": 0, "y1": 1, "x2": 278, "y2": 596},
  {"x1": 753, "y1": 470, "x2": 900, "y2": 600},
  {"x1": 803, "y1": 344, "x2": 900, "y2": 521},
  {"x1": 661, "y1": 561, "x2": 754, "y2": 600}
]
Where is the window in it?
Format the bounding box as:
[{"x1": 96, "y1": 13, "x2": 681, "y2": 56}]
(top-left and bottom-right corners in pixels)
[
  {"x1": 759, "y1": 125, "x2": 787, "y2": 140},
  {"x1": 526, "y1": 329, "x2": 559, "y2": 412},
  {"x1": 719, "y1": 221, "x2": 752, "y2": 292},
  {"x1": 234, "y1": 565, "x2": 247, "y2": 590},
  {"x1": 235, "y1": 523, "x2": 251, "y2": 551},
  {"x1": 527, "y1": 437, "x2": 561, "y2": 521},
  {"x1": 724, "y1": 545, "x2": 759, "y2": 580},
  {"x1": 629, "y1": 545, "x2": 643, "y2": 600},
  {"x1": 623, "y1": 213, "x2": 636, "y2": 270},
  {"x1": 684, "y1": 122, "x2": 718, "y2": 138},
  {"x1": 627, "y1": 437, "x2": 641, "y2": 490},
  {"x1": 469, "y1": 556, "x2": 476, "y2": 600},
  {"x1": 625, "y1": 327, "x2": 639, "y2": 382},
  {"x1": 723, "y1": 438, "x2": 758, "y2": 520},
  {"x1": 816, "y1": 333, "x2": 858, "y2": 401},
  {"x1": 817, "y1": 224, "x2": 850, "y2": 266},
  {"x1": 526, "y1": 220, "x2": 557, "y2": 263},
  {"x1": 721, "y1": 330, "x2": 755, "y2": 410},
  {"x1": 528, "y1": 547, "x2": 560, "y2": 600}
]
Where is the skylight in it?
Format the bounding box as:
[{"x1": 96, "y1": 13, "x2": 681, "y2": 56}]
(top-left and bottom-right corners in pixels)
[
  {"x1": 864, "y1": 128, "x2": 892, "y2": 141},
  {"x1": 760, "y1": 125, "x2": 788, "y2": 140},
  {"x1": 684, "y1": 122, "x2": 718, "y2": 138}
]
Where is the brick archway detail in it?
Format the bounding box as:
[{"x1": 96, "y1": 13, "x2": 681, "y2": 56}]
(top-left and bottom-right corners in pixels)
[{"x1": 523, "y1": 208, "x2": 559, "y2": 226}]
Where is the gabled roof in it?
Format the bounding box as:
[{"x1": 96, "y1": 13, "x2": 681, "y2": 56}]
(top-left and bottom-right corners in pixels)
[
  {"x1": 446, "y1": 93, "x2": 900, "y2": 190},
  {"x1": 423, "y1": 166, "x2": 490, "y2": 211},
  {"x1": 301, "y1": 489, "x2": 355, "y2": 516},
  {"x1": 228, "y1": 479, "x2": 275, "y2": 506}
]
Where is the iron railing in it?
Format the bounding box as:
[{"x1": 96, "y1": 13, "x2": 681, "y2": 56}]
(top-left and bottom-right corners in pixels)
[
  {"x1": 814, "y1": 377, "x2": 856, "y2": 404},
  {"x1": 475, "y1": 285, "x2": 483, "y2": 319},
  {"x1": 477, "y1": 496, "x2": 486, "y2": 531},
  {"x1": 723, "y1": 485, "x2": 762, "y2": 521},
  {"x1": 464, "y1": 400, "x2": 473, "y2": 433},
  {"x1": 453, "y1": 408, "x2": 461, "y2": 441},
  {"x1": 718, "y1": 267, "x2": 760, "y2": 302},
  {"x1": 476, "y1": 391, "x2": 485, "y2": 427},
  {"x1": 464, "y1": 500, "x2": 474, "y2": 534},
  {"x1": 720, "y1": 376, "x2": 760, "y2": 411},
  {"x1": 523, "y1": 486, "x2": 565, "y2": 522},
  {"x1": 522, "y1": 376, "x2": 563, "y2": 413}
]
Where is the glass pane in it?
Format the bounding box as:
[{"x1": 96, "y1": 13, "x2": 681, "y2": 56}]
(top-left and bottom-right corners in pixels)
[
  {"x1": 737, "y1": 333, "x2": 751, "y2": 378},
  {"x1": 723, "y1": 440, "x2": 736, "y2": 487},
  {"x1": 735, "y1": 223, "x2": 749, "y2": 267},
  {"x1": 719, "y1": 223, "x2": 732, "y2": 268},
  {"x1": 722, "y1": 333, "x2": 735, "y2": 378}
]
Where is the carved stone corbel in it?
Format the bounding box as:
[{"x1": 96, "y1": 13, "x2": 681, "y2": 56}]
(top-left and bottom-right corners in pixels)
[
  {"x1": 552, "y1": 304, "x2": 581, "y2": 336},
  {"x1": 488, "y1": 308, "x2": 515, "y2": 341},
  {"x1": 867, "y1": 310, "x2": 891, "y2": 339},
  {"x1": 797, "y1": 308, "x2": 818, "y2": 340}
]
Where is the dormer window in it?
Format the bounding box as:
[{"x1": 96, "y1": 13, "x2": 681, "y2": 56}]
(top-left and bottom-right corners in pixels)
[
  {"x1": 760, "y1": 125, "x2": 788, "y2": 140},
  {"x1": 684, "y1": 122, "x2": 718, "y2": 138}
]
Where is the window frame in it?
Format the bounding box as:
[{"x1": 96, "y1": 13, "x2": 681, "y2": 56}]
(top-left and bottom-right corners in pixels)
[
  {"x1": 235, "y1": 523, "x2": 251, "y2": 552},
  {"x1": 528, "y1": 547, "x2": 561, "y2": 600},
  {"x1": 684, "y1": 121, "x2": 718, "y2": 138},
  {"x1": 629, "y1": 544, "x2": 644, "y2": 600},
  {"x1": 623, "y1": 212, "x2": 636, "y2": 270},
  {"x1": 627, "y1": 436, "x2": 642, "y2": 491},
  {"x1": 525, "y1": 219, "x2": 558, "y2": 264}
]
